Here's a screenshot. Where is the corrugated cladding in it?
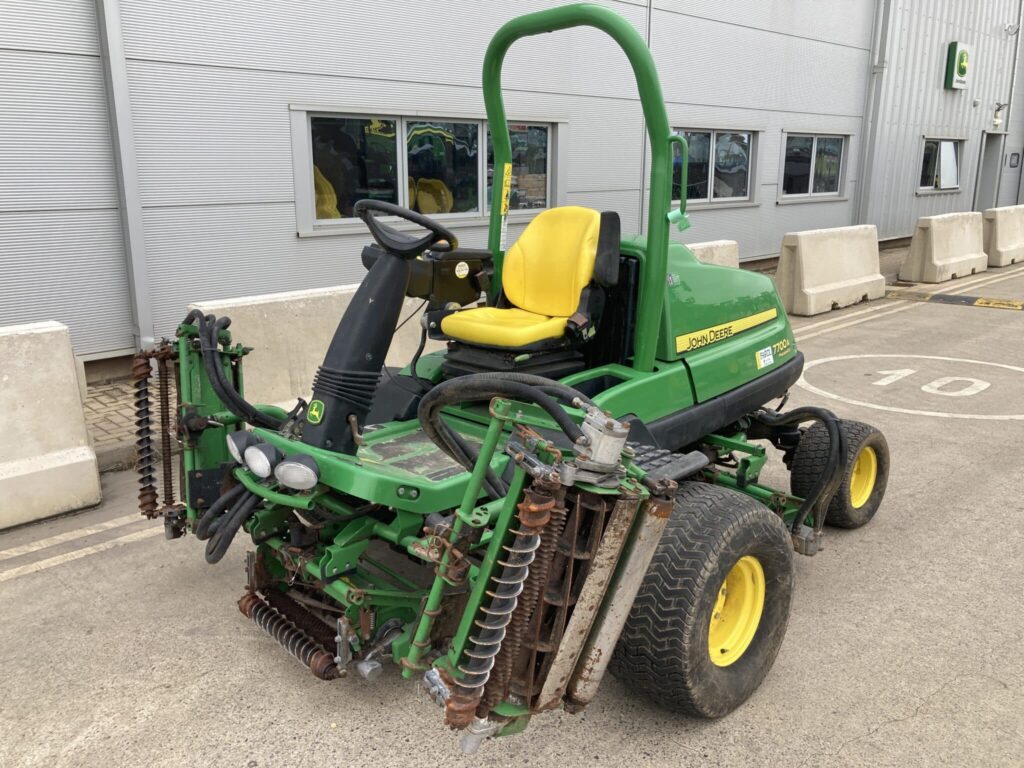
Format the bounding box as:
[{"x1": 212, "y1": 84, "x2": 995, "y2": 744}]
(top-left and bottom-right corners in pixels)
[
  {"x1": 117, "y1": 0, "x2": 876, "y2": 340},
  {"x1": 0, "y1": 1, "x2": 133, "y2": 354},
  {"x1": 4, "y1": 1, "x2": 1020, "y2": 353},
  {"x1": 997, "y1": 24, "x2": 1024, "y2": 208},
  {"x1": 865, "y1": 0, "x2": 1021, "y2": 238}
]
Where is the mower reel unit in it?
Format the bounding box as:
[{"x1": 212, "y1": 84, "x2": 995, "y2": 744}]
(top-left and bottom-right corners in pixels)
[{"x1": 136, "y1": 4, "x2": 890, "y2": 753}]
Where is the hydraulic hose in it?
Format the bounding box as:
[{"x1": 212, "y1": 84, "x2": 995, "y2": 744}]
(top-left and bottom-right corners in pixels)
[
  {"x1": 417, "y1": 373, "x2": 595, "y2": 499},
  {"x1": 206, "y1": 316, "x2": 284, "y2": 430},
  {"x1": 181, "y1": 310, "x2": 284, "y2": 431},
  {"x1": 205, "y1": 491, "x2": 261, "y2": 564},
  {"x1": 195, "y1": 483, "x2": 247, "y2": 540},
  {"x1": 753, "y1": 406, "x2": 845, "y2": 534}
]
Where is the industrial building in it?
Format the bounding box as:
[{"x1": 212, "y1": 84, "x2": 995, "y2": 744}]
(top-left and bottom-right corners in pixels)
[{"x1": 3, "y1": 0, "x2": 1023, "y2": 358}]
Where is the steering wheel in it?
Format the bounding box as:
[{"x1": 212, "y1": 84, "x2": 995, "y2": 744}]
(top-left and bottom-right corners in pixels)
[{"x1": 354, "y1": 199, "x2": 458, "y2": 259}]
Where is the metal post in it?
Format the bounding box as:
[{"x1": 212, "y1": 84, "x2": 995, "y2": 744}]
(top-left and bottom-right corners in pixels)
[{"x1": 94, "y1": 0, "x2": 154, "y2": 349}]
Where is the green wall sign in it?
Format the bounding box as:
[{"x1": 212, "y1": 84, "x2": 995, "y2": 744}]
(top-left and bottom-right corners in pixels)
[{"x1": 945, "y1": 41, "x2": 970, "y2": 90}]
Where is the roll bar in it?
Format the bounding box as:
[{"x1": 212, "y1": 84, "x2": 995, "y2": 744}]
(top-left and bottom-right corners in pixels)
[{"x1": 483, "y1": 3, "x2": 686, "y2": 372}]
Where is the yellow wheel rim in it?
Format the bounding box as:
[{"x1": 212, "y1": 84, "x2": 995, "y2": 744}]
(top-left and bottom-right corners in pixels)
[
  {"x1": 708, "y1": 555, "x2": 765, "y2": 667},
  {"x1": 849, "y1": 446, "x2": 878, "y2": 509}
]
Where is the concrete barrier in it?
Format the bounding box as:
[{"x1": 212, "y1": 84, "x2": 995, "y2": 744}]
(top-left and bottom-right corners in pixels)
[
  {"x1": 0, "y1": 321, "x2": 102, "y2": 529},
  {"x1": 190, "y1": 286, "x2": 442, "y2": 408},
  {"x1": 899, "y1": 212, "x2": 988, "y2": 283},
  {"x1": 688, "y1": 240, "x2": 739, "y2": 268},
  {"x1": 983, "y1": 205, "x2": 1024, "y2": 267},
  {"x1": 774, "y1": 225, "x2": 886, "y2": 316}
]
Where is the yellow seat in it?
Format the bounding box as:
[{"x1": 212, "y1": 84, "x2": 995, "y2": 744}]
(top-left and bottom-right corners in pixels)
[
  {"x1": 440, "y1": 307, "x2": 570, "y2": 348},
  {"x1": 441, "y1": 206, "x2": 603, "y2": 348}
]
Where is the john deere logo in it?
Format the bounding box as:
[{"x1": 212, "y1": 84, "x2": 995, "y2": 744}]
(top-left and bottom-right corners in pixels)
[
  {"x1": 308, "y1": 400, "x2": 325, "y2": 424},
  {"x1": 957, "y1": 49, "x2": 968, "y2": 77}
]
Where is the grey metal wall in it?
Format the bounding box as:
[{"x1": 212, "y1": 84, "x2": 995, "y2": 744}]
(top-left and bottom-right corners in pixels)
[
  {"x1": 117, "y1": 0, "x2": 650, "y2": 340},
  {"x1": 117, "y1": 0, "x2": 878, "y2": 341},
  {"x1": 0, "y1": 0, "x2": 134, "y2": 355},
  {"x1": 997, "y1": 21, "x2": 1024, "y2": 207},
  {"x1": 862, "y1": 0, "x2": 1022, "y2": 238},
  {"x1": 649, "y1": 0, "x2": 874, "y2": 255},
  {"x1": 6, "y1": 1, "x2": 1019, "y2": 354}
]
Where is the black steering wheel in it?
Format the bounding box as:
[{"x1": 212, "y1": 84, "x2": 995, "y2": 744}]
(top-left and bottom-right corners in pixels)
[{"x1": 354, "y1": 199, "x2": 458, "y2": 259}]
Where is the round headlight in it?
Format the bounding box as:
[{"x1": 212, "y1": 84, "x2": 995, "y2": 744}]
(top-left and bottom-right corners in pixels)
[
  {"x1": 226, "y1": 430, "x2": 258, "y2": 464},
  {"x1": 274, "y1": 454, "x2": 321, "y2": 491},
  {"x1": 243, "y1": 443, "x2": 282, "y2": 478}
]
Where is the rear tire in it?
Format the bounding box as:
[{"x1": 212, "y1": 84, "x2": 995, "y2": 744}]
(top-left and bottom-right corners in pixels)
[
  {"x1": 790, "y1": 420, "x2": 889, "y2": 529},
  {"x1": 609, "y1": 482, "x2": 794, "y2": 718}
]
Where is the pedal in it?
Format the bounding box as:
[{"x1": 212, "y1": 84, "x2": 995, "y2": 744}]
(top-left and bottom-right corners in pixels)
[{"x1": 629, "y1": 443, "x2": 709, "y2": 482}]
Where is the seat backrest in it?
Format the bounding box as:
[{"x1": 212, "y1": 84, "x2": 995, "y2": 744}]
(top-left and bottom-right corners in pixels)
[{"x1": 502, "y1": 206, "x2": 602, "y2": 317}]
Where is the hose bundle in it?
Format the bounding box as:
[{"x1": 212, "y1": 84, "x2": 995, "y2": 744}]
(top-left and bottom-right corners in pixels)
[
  {"x1": 181, "y1": 310, "x2": 285, "y2": 431},
  {"x1": 417, "y1": 372, "x2": 597, "y2": 499},
  {"x1": 753, "y1": 406, "x2": 846, "y2": 535},
  {"x1": 194, "y1": 484, "x2": 262, "y2": 564}
]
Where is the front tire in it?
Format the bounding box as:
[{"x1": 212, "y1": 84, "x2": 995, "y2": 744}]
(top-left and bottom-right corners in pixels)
[{"x1": 609, "y1": 482, "x2": 794, "y2": 718}]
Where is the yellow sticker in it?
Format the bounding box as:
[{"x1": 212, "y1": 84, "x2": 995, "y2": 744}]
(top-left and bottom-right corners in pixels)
[
  {"x1": 675, "y1": 308, "x2": 778, "y2": 354},
  {"x1": 500, "y1": 162, "x2": 512, "y2": 216}
]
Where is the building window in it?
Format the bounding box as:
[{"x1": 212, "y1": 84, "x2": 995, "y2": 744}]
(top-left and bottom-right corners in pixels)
[
  {"x1": 782, "y1": 134, "x2": 845, "y2": 196},
  {"x1": 673, "y1": 129, "x2": 754, "y2": 203},
  {"x1": 920, "y1": 139, "x2": 960, "y2": 190},
  {"x1": 311, "y1": 116, "x2": 398, "y2": 219},
  {"x1": 303, "y1": 112, "x2": 552, "y2": 227},
  {"x1": 487, "y1": 124, "x2": 550, "y2": 210}
]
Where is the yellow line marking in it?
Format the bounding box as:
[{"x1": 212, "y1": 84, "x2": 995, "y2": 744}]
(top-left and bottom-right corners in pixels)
[
  {"x1": 676, "y1": 308, "x2": 777, "y2": 354},
  {"x1": 974, "y1": 297, "x2": 1024, "y2": 310},
  {"x1": 0, "y1": 527, "x2": 162, "y2": 584},
  {"x1": 0, "y1": 514, "x2": 141, "y2": 562}
]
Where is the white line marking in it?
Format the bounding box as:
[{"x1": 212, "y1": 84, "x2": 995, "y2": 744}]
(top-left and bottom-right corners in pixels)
[
  {"x1": 0, "y1": 514, "x2": 142, "y2": 562},
  {"x1": 796, "y1": 354, "x2": 1024, "y2": 420},
  {"x1": 795, "y1": 267, "x2": 1024, "y2": 342},
  {"x1": 0, "y1": 527, "x2": 163, "y2": 583}
]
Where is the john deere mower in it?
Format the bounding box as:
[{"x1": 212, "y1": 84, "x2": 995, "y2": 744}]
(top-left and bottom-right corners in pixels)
[{"x1": 134, "y1": 4, "x2": 890, "y2": 753}]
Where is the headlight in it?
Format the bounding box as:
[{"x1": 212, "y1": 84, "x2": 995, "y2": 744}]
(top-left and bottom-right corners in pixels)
[
  {"x1": 274, "y1": 454, "x2": 321, "y2": 491},
  {"x1": 244, "y1": 443, "x2": 282, "y2": 478},
  {"x1": 226, "y1": 431, "x2": 258, "y2": 464}
]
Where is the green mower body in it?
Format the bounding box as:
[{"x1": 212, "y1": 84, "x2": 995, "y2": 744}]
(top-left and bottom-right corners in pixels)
[{"x1": 138, "y1": 4, "x2": 887, "y2": 753}]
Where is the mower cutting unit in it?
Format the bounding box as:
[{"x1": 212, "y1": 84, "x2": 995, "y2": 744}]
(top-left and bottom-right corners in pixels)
[{"x1": 135, "y1": 4, "x2": 890, "y2": 753}]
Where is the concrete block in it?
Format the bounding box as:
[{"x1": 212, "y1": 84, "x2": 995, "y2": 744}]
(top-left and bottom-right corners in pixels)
[
  {"x1": 687, "y1": 240, "x2": 739, "y2": 268},
  {"x1": 0, "y1": 321, "x2": 101, "y2": 529},
  {"x1": 983, "y1": 205, "x2": 1024, "y2": 267},
  {"x1": 190, "y1": 285, "x2": 442, "y2": 408},
  {"x1": 775, "y1": 225, "x2": 886, "y2": 316},
  {"x1": 899, "y1": 212, "x2": 988, "y2": 283}
]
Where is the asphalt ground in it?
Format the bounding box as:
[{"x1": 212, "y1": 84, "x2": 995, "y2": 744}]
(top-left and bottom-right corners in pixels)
[{"x1": 2, "y1": 264, "x2": 1023, "y2": 767}]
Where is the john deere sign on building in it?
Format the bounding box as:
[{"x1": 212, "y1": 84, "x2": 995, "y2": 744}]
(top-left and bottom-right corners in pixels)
[{"x1": 945, "y1": 41, "x2": 970, "y2": 89}]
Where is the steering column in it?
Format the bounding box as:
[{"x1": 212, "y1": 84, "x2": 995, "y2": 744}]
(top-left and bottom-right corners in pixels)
[{"x1": 301, "y1": 200, "x2": 457, "y2": 454}]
